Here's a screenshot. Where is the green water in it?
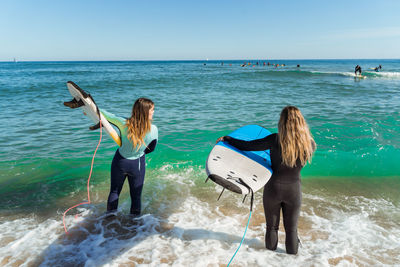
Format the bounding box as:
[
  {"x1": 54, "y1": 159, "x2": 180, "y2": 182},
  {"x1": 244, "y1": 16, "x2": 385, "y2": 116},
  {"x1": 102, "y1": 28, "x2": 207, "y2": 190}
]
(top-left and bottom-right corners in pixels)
[{"x1": 1, "y1": 60, "x2": 400, "y2": 211}]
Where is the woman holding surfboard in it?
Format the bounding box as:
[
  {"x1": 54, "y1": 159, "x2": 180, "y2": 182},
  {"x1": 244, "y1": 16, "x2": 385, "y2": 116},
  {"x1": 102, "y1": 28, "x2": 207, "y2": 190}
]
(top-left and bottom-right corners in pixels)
[
  {"x1": 101, "y1": 98, "x2": 158, "y2": 216},
  {"x1": 217, "y1": 106, "x2": 315, "y2": 254}
]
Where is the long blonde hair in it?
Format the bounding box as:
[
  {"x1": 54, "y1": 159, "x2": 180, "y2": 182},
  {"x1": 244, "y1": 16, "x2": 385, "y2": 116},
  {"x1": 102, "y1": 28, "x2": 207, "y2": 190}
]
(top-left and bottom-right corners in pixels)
[
  {"x1": 278, "y1": 106, "x2": 315, "y2": 167},
  {"x1": 126, "y1": 98, "x2": 154, "y2": 150}
]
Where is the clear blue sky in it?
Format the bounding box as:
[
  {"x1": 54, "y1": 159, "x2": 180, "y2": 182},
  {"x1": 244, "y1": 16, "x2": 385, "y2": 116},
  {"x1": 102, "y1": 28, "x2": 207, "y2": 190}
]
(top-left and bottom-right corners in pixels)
[{"x1": 1, "y1": 0, "x2": 400, "y2": 61}]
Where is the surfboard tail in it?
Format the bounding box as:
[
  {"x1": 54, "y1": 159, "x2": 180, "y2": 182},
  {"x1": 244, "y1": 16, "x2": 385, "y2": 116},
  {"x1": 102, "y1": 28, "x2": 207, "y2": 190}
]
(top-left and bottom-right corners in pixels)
[
  {"x1": 67, "y1": 81, "x2": 89, "y2": 98},
  {"x1": 64, "y1": 98, "x2": 85, "y2": 109},
  {"x1": 89, "y1": 122, "x2": 101, "y2": 130},
  {"x1": 65, "y1": 81, "x2": 122, "y2": 147},
  {"x1": 207, "y1": 174, "x2": 246, "y2": 194}
]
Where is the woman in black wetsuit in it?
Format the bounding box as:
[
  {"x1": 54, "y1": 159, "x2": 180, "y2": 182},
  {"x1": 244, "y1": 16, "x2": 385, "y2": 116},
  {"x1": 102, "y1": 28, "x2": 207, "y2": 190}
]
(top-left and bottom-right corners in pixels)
[{"x1": 217, "y1": 106, "x2": 315, "y2": 254}]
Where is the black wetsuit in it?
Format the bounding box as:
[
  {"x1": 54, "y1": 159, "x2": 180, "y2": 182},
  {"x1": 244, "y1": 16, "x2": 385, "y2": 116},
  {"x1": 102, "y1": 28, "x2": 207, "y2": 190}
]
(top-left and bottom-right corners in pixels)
[
  {"x1": 224, "y1": 133, "x2": 303, "y2": 254},
  {"x1": 355, "y1": 65, "x2": 362, "y2": 75}
]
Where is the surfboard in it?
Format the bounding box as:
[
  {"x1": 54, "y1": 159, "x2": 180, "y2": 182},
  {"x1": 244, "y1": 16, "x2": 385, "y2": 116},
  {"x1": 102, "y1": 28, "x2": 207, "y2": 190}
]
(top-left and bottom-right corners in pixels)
[
  {"x1": 354, "y1": 74, "x2": 366, "y2": 79},
  {"x1": 64, "y1": 81, "x2": 122, "y2": 146},
  {"x1": 206, "y1": 125, "x2": 272, "y2": 195}
]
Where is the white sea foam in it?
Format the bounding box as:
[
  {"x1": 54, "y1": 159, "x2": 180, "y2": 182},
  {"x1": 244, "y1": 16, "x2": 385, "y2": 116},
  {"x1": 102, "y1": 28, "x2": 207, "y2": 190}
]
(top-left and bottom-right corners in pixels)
[
  {"x1": 372, "y1": 71, "x2": 400, "y2": 78},
  {"x1": 309, "y1": 70, "x2": 400, "y2": 79},
  {"x1": 1, "y1": 174, "x2": 399, "y2": 266}
]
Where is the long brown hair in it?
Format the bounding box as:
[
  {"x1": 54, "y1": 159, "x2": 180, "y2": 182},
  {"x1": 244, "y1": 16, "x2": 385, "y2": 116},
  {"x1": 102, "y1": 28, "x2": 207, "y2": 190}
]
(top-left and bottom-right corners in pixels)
[
  {"x1": 278, "y1": 106, "x2": 315, "y2": 167},
  {"x1": 126, "y1": 98, "x2": 154, "y2": 150}
]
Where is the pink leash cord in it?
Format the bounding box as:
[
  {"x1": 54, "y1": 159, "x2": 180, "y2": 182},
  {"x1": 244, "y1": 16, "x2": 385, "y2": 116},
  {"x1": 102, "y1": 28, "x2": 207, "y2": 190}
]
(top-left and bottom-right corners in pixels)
[{"x1": 63, "y1": 120, "x2": 103, "y2": 234}]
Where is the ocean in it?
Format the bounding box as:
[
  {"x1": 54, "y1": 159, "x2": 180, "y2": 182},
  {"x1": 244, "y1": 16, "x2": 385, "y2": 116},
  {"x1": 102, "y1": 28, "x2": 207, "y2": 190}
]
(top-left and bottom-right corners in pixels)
[{"x1": 0, "y1": 60, "x2": 399, "y2": 266}]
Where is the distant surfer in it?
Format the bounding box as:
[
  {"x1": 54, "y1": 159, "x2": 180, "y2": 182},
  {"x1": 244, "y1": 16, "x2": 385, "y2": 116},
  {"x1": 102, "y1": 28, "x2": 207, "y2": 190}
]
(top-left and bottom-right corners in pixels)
[
  {"x1": 355, "y1": 65, "x2": 362, "y2": 76},
  {"x1": 373, "y1": 64, "x2": 382, "y2": 72},
  {"x1": 102, "y1": 98, "x2": 158, "y2": 216},
  {"x1": 216, "y1": 106, "x2": 316, "y2": 254}
]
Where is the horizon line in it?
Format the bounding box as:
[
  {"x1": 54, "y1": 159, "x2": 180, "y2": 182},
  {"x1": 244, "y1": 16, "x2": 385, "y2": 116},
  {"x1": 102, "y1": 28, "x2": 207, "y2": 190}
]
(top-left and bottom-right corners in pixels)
[{"x1": 1, "y1": 58, "x2": 398, "y2": 63}]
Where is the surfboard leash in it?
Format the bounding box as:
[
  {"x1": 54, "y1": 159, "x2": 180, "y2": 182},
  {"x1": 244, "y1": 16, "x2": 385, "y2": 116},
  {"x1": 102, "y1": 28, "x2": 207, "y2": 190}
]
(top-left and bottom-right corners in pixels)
[
  {"x1": 226, "y1": 188, "x2": 254, "y2": 266},
  {"x1": 227, "y1": 209, "x2": 252, "y2": 266},
  {"x1": 62, "y1": 118, "x2": 103, "y2": 234},
  {"x1": 205, "y1": 173, "x2": 255, "y2": 265}
]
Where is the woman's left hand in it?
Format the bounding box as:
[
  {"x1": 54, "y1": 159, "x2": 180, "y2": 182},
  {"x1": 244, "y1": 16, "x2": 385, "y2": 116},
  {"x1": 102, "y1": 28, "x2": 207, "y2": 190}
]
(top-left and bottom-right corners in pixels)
[{"x1": 216, "y1": 136, "x2": 225, "y2": 143}]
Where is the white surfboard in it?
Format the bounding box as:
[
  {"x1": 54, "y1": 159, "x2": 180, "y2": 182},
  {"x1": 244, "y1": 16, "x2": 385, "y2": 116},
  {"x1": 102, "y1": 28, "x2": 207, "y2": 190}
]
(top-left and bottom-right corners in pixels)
[
  {"x1": 64, "y1": 81, "x2": 121, "y2": 146},
  {"x1": 206, "y1": 125, "x2": 272, "y2": 195},
  {"x1": 354, "y1": 75, "x2": 366, "y2": 79}
]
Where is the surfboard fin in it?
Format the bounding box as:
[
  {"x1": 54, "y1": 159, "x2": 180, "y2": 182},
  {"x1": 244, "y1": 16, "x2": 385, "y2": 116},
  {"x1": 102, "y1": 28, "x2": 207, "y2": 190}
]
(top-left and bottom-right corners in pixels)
[
  {"x1": 89, "y1": 122, "x2": 101, "y2": 130},
  {"x1": 241, "y1": 191, "x2": 254, "y2": 211},
  {"x1": 249, "y1": 189, "x2": 254, "y2": 212},
  {"x1": 217, "y1": 188, "x2": 225, "y2": 201},
  {"x1": 63, "y1": 98, "x2": 84, "y2": 109},
  {"x1": 238, "y1": 178, "x2": 254, "y2": 211}
]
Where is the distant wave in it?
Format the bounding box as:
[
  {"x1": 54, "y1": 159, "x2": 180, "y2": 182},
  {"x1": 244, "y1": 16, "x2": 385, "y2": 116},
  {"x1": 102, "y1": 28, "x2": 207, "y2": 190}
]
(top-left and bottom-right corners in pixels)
[
  {"x1": 309, "y1": 70, "x2": 400, "y2": 79},
  {"x1": 32, "y1": 70, "x2": 96, "y2": 75},
  {"x1": 366, "y1": 71, "x2": 400, "y2": 78},
  {"x1": 248, "y1": 69, "x2": 400, "y2": 79}
]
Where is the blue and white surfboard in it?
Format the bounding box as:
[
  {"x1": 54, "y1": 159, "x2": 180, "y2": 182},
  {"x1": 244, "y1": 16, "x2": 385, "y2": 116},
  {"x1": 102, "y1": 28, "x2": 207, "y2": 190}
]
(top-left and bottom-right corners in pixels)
[{"x1": 206, "y1": 125, "x2": 272, "y2": 195}]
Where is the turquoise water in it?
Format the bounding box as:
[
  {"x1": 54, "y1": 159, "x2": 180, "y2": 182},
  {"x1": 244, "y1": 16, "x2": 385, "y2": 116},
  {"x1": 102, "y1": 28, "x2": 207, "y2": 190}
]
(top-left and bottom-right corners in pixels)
[{"x1": 1, "y1": 60, "x2": 400, "y2": 266}]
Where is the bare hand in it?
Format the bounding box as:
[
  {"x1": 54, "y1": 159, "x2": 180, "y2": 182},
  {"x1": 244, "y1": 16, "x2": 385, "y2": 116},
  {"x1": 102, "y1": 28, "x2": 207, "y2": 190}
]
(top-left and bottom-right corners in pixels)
[{"x1": 216, "y1": 136, "x2": 225, "y2": 143}]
